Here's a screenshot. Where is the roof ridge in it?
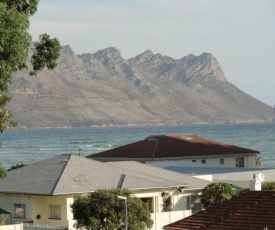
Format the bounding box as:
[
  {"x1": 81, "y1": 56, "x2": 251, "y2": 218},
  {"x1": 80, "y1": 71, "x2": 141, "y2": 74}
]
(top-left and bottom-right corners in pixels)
[{"x1": 51, "y1": 154, "x2": 71, "y2": 194}]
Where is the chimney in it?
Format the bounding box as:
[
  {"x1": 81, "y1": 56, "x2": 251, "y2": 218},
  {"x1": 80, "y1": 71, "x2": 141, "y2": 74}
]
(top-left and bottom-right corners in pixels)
[
  {"x1": 249, "y1": 173, "x2": 266, "y2": 191},
  {"x1": 249, "y1": 174, "x2": 261, "y2": 191}
]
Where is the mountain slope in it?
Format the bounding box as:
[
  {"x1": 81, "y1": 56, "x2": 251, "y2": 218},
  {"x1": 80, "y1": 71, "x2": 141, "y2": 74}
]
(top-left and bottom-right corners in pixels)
[{"x1": 7, "y1": 46, "x2": 273, "y2": 129}]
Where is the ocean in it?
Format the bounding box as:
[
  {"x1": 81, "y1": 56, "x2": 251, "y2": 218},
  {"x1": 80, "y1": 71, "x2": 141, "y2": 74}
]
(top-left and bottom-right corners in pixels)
[{"x1": 0, "y1": 123, "x2": 274, "y2": 170}]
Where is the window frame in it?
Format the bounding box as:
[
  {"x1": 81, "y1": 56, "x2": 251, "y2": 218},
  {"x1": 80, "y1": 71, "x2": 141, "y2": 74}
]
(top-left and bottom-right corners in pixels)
[
  {"x1": 140, "y1": 197, "x2": 154, "y2": 213},
  {"x1": 14, "y1": 203, "x2": 26, "y2": 219},
  {"x1": 236, "y1": 157, "x2": 245, "y2": 167},
  {"x1": 48, "y1": 204, "x2": 61, "y2": 220},
  {"x1": 187, "y1": 195, "x2": 203, "y2": 214}
]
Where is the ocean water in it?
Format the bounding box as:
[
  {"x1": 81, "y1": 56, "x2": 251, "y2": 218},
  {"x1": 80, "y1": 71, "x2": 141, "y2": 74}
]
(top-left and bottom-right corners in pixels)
[{"x1": 0, "y1": 123, "x2": 274, "y2": 170}]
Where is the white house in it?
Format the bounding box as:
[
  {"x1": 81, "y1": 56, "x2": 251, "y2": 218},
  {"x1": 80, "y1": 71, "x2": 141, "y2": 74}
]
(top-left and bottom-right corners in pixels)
[
  {"x1": 164, "y1": 164, "x2": 275, "y2": 189},
  {"x1": 87, "y1": 134, "x2": 260, "y2": 168},
  {"x1": 0, "y1": 154, "x2": 210, "y2": 230}
]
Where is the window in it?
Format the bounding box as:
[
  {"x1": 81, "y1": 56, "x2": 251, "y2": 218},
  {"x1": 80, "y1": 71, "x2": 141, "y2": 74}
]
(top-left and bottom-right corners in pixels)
[
  {"x1": 201, "y1": 159, "x2": 206, "y2": 164},
  {"x1": 187, "y1": 195, "x2": 203, "y2": 214},
  {"x1": 14, "y1": 204, "x2": 26, "y2": 218},
  {"x1": 192, "y1": 160, "x2": 196, "y2": 163},
  {"x1": 236, "y1": 157, "x2": 245, "y2": 167},
  {"x1": 140, "y1": 197, "x2": 154, "y2": 213},
  {"x1": 220, "y1": 159, "x2": 224, "y2": 165},
  {"x1": 48, "y1": 205, "x2": 61, "y2": 219}
]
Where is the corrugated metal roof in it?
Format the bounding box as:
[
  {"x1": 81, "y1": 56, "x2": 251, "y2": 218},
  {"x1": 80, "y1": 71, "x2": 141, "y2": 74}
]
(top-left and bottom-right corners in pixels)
[
  {"x1": 87, "y1": 134, "x2": 259, "y2": 161},
  {"x1": 0, "y1": 154, "x2": 209, "y2": 195},
  {"x1": 164, "y1": 191, "x2": 275, "y2": 230}
]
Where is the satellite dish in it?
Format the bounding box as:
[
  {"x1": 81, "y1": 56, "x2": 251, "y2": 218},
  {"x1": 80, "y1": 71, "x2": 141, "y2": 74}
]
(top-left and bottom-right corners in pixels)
[{"x1": 257, "y1": 173, "x2": 266, "y2": 182}]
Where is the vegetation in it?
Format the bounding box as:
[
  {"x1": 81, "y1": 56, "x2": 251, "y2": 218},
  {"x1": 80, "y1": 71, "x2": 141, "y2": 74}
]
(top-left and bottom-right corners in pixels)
[
  {"x1": 201, "y1": 182, "x2": 238, "y2": 208},
  {"x1": 0, "y1": 214, "x2": 5, "y2": 225},
  {"x1": 262, "y1": 182, "x2": 275, "y2": 191},
  {"x1": 71, "y1": 188, "x2": 153, "y2": 230},
  {"x1": 7, "y1": 163, "x2": 27, "y2": 171},
  {"x1": 0, "y1": 0, "x2": 61, "y2": 178},
  {"x1": 0, "y1": 164, "x2": 6, "y2": 179},
  {"x1": 0, "y1": 0, "x2": 61, "y2": 132},
  {"x1": 255, "y1": 156, "x2": 262, "y2": 167},
  {"x1": 161, "y1": 192, "x2": 172, "y2": 212}
]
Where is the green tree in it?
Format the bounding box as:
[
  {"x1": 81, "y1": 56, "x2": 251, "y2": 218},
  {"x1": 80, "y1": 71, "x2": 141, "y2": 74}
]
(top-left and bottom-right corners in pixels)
[
  {"x1": 0, "y1": 0, "x2": 61, "y2": 132},
  {"x1": 71, "y1": 188, "x2": 153, "y2": 230},
  {"x1": 255, "y1": 156, "x2": 262, "y2": 167},
  {"x1": 0, "y1": 164, "x2": 6, "y2": 179},
  {"x1": 7, "y1": 163, "x2": 27, "y2": 171},
  {"x1": 161, "y1": 192, "x2": 172, "y2": 212},
  {"x1": 262, "y1": 182, "x2": 275, "y2": 191},
  {"x1": 200, "y1": 182, "x2": 238, "y2": 208},
  {"x1": 0, "y1": 1, "x2": 61, "y2": 178}
]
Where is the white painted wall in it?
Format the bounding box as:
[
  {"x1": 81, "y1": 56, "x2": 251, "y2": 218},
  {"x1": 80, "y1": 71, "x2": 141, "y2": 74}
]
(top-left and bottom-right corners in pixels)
[
  {"x1": 0, "y1": 194, "x2": 32, "y2": 224},
  {"x1": 150, "y1": 210, "x2": 191, "y2": 230},
  {"x1": 147, "y1": 155, "x2": 257, "y2": 168},
  {"x1": 0, "y1": 194, "x2": 69, "y2": 227},
  {"x1": 0, "y1": 189, "x2": 203, "y2": 230},
  {"x1": 0, "y1": 223, "x2": 23, "y2": 230}
]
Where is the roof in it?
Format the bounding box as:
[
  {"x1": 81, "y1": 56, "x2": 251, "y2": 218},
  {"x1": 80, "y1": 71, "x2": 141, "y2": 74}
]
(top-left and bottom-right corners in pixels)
[
  {"x1": 86, "y1": 134, "x2": 260, "y2": 161},
  {"x1": 164, "y1": 165, "x2": 275, "y2": 180},
  {"x1": 0, "y1": 154, "x2": 209, "y2": 195},
  {"x1": 164, "y1": 166, "x2": 275, "y2": 188},
  {"x1": 0, "y1": 208, "x2": 11, "y2": 215},
  {"x1": 163, "y1": 191, "x2": 275, "y2": 230}
]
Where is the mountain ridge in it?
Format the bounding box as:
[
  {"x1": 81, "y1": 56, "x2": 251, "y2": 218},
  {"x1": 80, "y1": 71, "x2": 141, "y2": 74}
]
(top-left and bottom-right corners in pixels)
[{"x1": 7, "y1": 46, "x2": 273, "y2": 129}]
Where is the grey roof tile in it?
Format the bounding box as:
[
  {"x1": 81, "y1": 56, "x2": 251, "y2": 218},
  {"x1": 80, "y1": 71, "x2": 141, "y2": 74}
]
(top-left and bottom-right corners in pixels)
[{"x1": 0, "y1": 154, "x2": 210, "y2": 195}]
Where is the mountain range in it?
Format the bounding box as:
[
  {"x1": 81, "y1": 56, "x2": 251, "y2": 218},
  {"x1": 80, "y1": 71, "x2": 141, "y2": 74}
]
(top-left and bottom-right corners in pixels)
[{"x1": 7, "y1": 46, "x2": 274, "y2": 129}]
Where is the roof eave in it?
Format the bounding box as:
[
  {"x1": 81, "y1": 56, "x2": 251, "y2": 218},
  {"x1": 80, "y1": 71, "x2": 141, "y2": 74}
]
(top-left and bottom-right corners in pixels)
[{"x1": 91, "y1": 152, "x2": 260, "y2": 162}]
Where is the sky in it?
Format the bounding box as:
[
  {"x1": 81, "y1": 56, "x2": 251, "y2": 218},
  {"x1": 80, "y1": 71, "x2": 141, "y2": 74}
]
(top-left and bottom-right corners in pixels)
[{"x1": 29, "y1": 0, "x2": 275, "y2": 107}]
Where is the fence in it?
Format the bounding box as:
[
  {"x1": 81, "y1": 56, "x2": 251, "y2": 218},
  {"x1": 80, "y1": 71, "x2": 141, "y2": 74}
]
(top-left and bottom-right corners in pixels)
[
  {"x1": 0, "y1": 223, "x2": 23, "y2": 230},
  {"x1": 23, "y1": 223, "x2": 67, "y2": 230}
]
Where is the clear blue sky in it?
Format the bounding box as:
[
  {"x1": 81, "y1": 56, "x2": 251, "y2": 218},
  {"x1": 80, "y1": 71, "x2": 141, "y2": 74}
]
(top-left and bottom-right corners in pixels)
[{"x1": 30, "y1": 0, "x2": 275, "y2": 106}]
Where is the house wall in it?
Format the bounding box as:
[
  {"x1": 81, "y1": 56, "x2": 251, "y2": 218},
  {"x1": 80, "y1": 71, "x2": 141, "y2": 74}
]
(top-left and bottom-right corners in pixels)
[
  {"x1": 193, "y1": 174, "x2": 213, "y2": 181},
  {"x1": 0, "y1": 194, "x2": 32, "y2": 224},
  {"x1": 0, "y1": 189, "x2": 202, "y2": 230},
  {"x1": 150, "y1": 210, "x2": 191, "y2": 230},
  {"x1": 66, "y1": 196, "x2": 76, "y2": 230},
  {"x1": 0, "y1": 194, "x2": 69, "y2": 228},
  {"x1": 134, "y1": 189, "x2": 202, "y2": 230},
  {"x1": 146, "y1": 155, "x2": 257, "y2": 168}
]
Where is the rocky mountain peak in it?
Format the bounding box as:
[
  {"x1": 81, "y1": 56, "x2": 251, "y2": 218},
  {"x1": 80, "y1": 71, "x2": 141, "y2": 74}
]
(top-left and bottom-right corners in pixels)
[
  {"x1": 94, "y1": 47, "x2": 122, "y2": 61},
  {"x1": 62, "y1": 45, "x2": 75, "y2": 55},
  {"x1": 8, "y1": 46, "x2": 274, "y2": 129},
  {"x1": 130, "y1": 50, "x2": 154, "y2": 64}
]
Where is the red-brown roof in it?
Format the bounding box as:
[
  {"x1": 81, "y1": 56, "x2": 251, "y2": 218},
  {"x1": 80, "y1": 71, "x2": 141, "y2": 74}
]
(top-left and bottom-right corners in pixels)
[
  {"x1": 163, "y1": 191, "x2": 275, "y2": 230},
  {"x1": 87, "y1": 134, "x2": 259, "y2": 160}
]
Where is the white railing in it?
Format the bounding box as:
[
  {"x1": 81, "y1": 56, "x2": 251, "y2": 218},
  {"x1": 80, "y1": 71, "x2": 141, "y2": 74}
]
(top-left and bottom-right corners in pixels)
[
  {"x1": 0, "y1": 223, "x2": 23, "y2": 230},
  {"x1": 23, "y1": 223, "x2": 67, "y2": 230}
]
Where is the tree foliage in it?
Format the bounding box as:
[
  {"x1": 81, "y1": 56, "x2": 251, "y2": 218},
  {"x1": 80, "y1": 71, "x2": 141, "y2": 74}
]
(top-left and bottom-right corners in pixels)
[
  {"x1": 0, "y1": 0, "x2": 61, "y2": 132},
  {"x1": 255, "y1": 156, "x2": 262, "y2": 167},
  {"x1": 262, "y1": 182, "x2": 275, "y2": 191},
  {"x1": 0, "y1": 164, "x2": 6, "y2": 179},
  {"x1": 200, "y1": 182, "x2": 238, "y2": 208},
  {"x1": 7, "y1": 163, "x2": 27, "y2": 171},
  {"x1": 71, "y1": 189, "x2": 153, "y2": 230},
  {"x1": 161, "y1": 192, "x2": 172, "y2": 212}
]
